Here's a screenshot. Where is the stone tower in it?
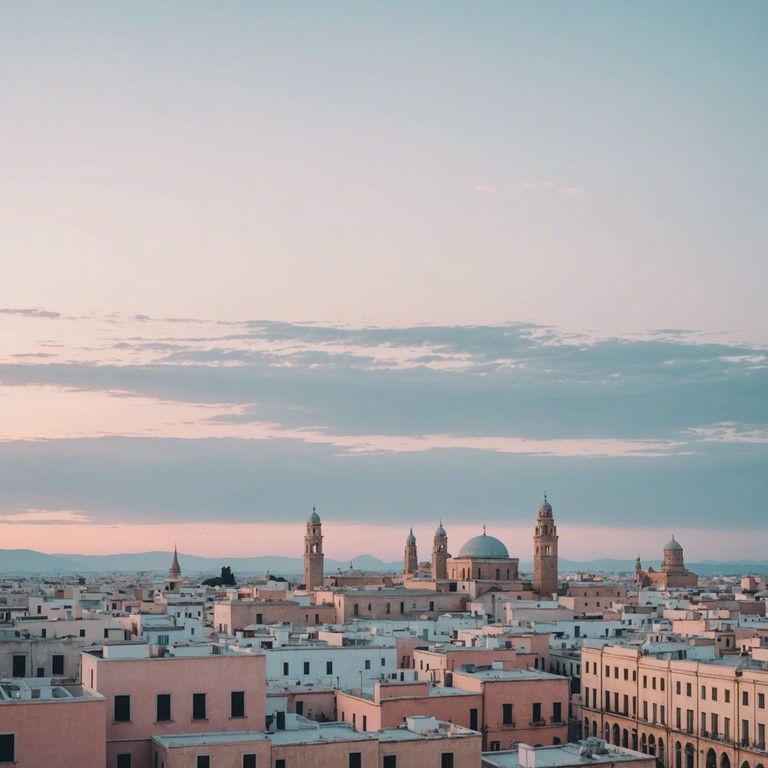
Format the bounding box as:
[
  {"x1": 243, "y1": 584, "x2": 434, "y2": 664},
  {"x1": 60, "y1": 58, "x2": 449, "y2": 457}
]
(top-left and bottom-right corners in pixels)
[
  {"x1": 533, "y1": 495, "x2": 559, "y2": 597},
  {"x1": 404, "y1": 528, "x2": 418, "y2": 576},
  {"x1": 432, "y1": 523, "x2": 449, "y2": 581},
  {"x1": 662, "y1": 536, "x2": 685, "y2": 575},
  {"x1": 303, "y1": 506, "x2": 324, "y2": 589}
]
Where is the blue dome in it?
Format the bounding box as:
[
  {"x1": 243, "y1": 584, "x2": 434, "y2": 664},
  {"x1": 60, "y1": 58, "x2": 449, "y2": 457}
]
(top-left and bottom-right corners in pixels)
[
  {"x1": 406, "y1": 528, "x2": 416, "y2": 544},
  {"x1": 435, "y1": 524, "x2": 446, "y2": 537},
  {"x1": 309, "y1": 510, "x2": 321, "y2": 524},
  {"x1": 665, "y1": 536, "x2": 682, "y2": 550},
  {"x1": 458, "y1": 532, "x2": 509, "y2": 559}
]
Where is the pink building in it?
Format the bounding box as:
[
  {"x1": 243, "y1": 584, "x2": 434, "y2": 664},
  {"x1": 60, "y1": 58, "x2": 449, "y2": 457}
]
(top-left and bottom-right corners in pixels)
[
  {"x1": 81, "y1": 641, "x2": 266, "y2": 768},
  {"x1": 0, "y1": 678, "x2": 105, "y2": 768}
]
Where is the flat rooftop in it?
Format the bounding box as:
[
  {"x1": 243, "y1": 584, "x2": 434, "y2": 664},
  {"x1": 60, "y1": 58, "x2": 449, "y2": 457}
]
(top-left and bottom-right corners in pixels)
[
  {"x1": 153, "y1": 732, "x2": 268, "y2": 748},
  {"x1": 483, "y1": 743, "x2": 654, "y2": 768},
  {"x1": 269, "y1": 722, "x2": 375, "y2": 746},
  {"x1": 455, "y1": 668, "x2": 563, "y2": 682}
]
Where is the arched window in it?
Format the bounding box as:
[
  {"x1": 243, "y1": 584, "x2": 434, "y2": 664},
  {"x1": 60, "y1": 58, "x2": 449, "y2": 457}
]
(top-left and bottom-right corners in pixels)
[
  {"x1": 675, "y1": 741, "x2": 682, "y2": 768},
  {"x1": 592, "y1": 720, "x2": 598, "y2": 737},
  {"x1": 706, "y1": 749, "x2": 717, "y2": 768},
  {"x1": 721, "y1": 754, "x2": 731, "y2": 768},
  {"x1": 642, "y1": 733, "x2": 648, "y2": 754},
  {"x1": 658, "y1": 737, "x2": 665, "y2": 766},
  {"x1": 612, "y1": 724, "x2": 620, "y2": 745},
  {"x1": 685, "y1": 743, "x2": 695, "y2": 768},
  {"x1": 623, "y1": 729, "x2": 629, "y2": 749},
  {"x1": 649, "y1": 734, "x2": 656, "y2": 757},
  {"x1": 605, "y1": 722, "x2": 611, "y2": 742}
]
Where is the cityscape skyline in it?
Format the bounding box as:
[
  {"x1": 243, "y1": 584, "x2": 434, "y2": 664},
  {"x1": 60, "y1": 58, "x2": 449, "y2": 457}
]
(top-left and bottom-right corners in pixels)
[{"x1": 1, "y1": 2, "x2": 766, "y2": 562}]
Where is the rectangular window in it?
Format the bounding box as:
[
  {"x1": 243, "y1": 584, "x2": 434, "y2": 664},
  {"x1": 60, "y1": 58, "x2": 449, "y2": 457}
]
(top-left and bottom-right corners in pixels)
[
  {"x1": 652, "y1": 677, "x2": 657, "y2": 690},
  {"x1": 643, "y1": 675, "x2": 647, "y2": 688},
  {"x1": 157, "y1": 634, "x2": 170, "y2": 646},
  {"x1": 743, "y1": 692, "x2": 749, "y2": 706},
  {"x1": 605, "y1": 665, "x2": 610, "y2": 677},
  {"x1": 365, "y1": 660, "x2": 371, "y2": 670},
  {"x1": 80, "y1": 628, "x2": 86, "y2": 637},
  {"x1": 349, "y1": 753, "x2": 362, "y2": 768},
  {"x1": 759, "y1": 692, "x2": 765, "y2": 709},
  {"x1": 283, "y1": 662, "x2": 289, "y2": 676},
  {"x1": 12, "y1": 655, "x2": 25, "y2": 677},
  {"x1": 712, "y1": 687, "x2": 717, "y2": 701},
  {"x1": 193, "y1": 693, "x2": 207, "y2": 720},
  {"x1": 231, "y1": 691, "x2": 245, "y2": 718},
  {"x1": 676, "y1": 681, "x2": 681, "y2": 695},
  {"x1": 624, "y1": 669, "x2": 629, "y2": 680},
  {"x1": 614, "y1": 667, "x2": 619, "y2": 679},
  {"x1": 197, "y1": 757, "x2": 210, "y2": 768},
  {"x1": 243, "y1": 756, "x2": 257, "y2": 768},
  {"x1": 686, "y1": 683, "x2": 692, "y2": 697},
  {"x1": 725, "y1": 718, "x2": 731, "y2": 740},
  {"x1": 553, "y1": 702, "x2": 562, "y2": 723},
  {"x1": 383, "y1": 757, "x2": 397, "y2": 768},
  {"x1": 114, "y1": 695, "x2": 131, "y2": 722},
  {"x1": 326, "y1": 661, "x2": 333, "y2": 674},
  {"x1": 660, "y1": 705, "x2": 665, "y2": 724},
  {"x1": 156, "y1": 694, "x2": 172, "y2": 722},
  {"x1": 503, "y1": 703, "x2": 513, "y2": 725},
  {"x1": 725, "y1": 689, "x2": 730, "y2": 703},
  {"x1": 441, "y1": 754, "x2": 455, "y2": 768},
  {"x1": 701, "y1": 685, "x2": 706, "y2": 700},
  {"x1": 117, "y1": 755, "x2": 131, "y2": 768},
  {"x1": 660, "y1": 678, "x2": 665, "y2": 691},
  {"x1": 532, "y1": 702, "x2": 542, "y2": 723},
  {"x1": 276, "y1": 761, "x2": 286, "y2": 768},
  {"x1": 0, "y1": 735, "x2": 14, "y2": 764},
  {"x1": 52, "y1": 654, "x2": 65, "y2": 675},
  {"x1": 304, "y1": 661, "x2": 310, "y2": 675}
]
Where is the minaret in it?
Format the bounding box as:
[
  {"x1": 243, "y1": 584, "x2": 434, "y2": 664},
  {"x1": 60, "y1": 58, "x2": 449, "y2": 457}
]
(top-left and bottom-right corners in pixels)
[
  {"x1": 404, "y1": 528, "x2": 418, "y2": 576},
  {"x1": 432, "y1": 522, "x2": 448, "y2": 581},
  {"x1": 303, "y1": 506, "x2": 324, "y2": 589},
  {"x1": 168, "y1": 545, "x2": 181, "y2": 579},
  {"x1": 533, "y1": 495, "x2": 559, "y2": 597}
]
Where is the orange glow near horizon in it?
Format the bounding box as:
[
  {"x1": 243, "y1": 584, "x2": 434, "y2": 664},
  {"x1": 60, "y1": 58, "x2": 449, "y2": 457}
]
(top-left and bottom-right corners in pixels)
[{"x1": 0, "y1": 518, "x2": 754, "y2": 563}]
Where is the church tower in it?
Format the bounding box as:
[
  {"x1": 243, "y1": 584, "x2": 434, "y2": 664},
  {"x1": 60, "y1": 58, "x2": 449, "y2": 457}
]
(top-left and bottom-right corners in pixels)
[
  {"x1": 168, "y1": 545, "x2": 181, "y2": 579},
  {"x1": 432, "y1": 523, "x2": 449, "y2": 581},
  {"x1": 303, "y1": 507, "x2": 324, "y2": 589},
  {"x1": 404, "y1": 528, "x2": 418, "y2": 576},
  {"x1": 533, "y1": 495, "x2": 559, "y2": 597}
]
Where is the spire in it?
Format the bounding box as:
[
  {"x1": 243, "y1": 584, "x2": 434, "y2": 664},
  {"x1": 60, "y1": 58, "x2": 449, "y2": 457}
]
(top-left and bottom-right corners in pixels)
[{"x1": 168, "y1": 544, "x2": 181, "y2": 579}]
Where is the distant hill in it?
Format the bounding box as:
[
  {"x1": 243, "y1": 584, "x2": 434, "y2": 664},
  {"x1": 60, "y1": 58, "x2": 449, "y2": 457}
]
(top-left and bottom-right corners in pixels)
[{"x1": 0, "y1": 549, "x2": 766, "y2": 579}]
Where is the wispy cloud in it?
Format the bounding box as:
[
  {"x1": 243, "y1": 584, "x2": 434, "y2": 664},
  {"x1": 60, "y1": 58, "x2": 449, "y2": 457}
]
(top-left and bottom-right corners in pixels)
[
  {"x1": 473, "y1": 184, "x2": 498, "y2": 194},
  {"x1": 0, "y1": 509, "x2": 91, "y2": 525}
]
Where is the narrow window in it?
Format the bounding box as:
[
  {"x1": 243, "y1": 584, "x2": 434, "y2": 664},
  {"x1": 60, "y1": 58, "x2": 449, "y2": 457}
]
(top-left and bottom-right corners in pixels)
[
  {"x1": 193, "y1": 693, "x2": 207, "y2": 720},
  {"x1": 156, "y1": 694, "x2": 172, "y2": 722},
  {"x1": 117, "y1": 755, "x2": 132, "y2": 768},
  {"x1": 196, "y1": 758, "x2": 210, "y2": 768},
  {"x1": 52, "y1": 655, "x2": 65, "y2": 675},
  {"x1": 0, "y1": 736, "x2": 15, "y2": 764},
  {"x1": 503, "y1": 703, "x2": 513, "y2": 725},
  {"x1": 243, "y1": 756, "x2": 257, "y2": 768},
  {"x1": 231, "y1": 691, "x2": 245, "y2": 718},
  {"x1": 349, "y1": 753, "x2": 362, "y2": 768},
  {"x1": 441, "y1": 754, "x2": 455, "y2": 768},
  {"x1": 114, "y1": 695, "x2": 131, "y2": 722}
]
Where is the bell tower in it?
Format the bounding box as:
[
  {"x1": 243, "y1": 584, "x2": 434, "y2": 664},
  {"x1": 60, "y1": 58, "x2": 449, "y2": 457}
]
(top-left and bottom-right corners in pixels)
[
  {"x1": 432, "y1": 523, "x2": 449, "y2": 581},
  {"x1": 533, "y1": 495, "x2": 559, "y2": 597},
  {"x1": 303, "y1": 506, "x2": 324, "y2": 589},
  {"x1": 404, "y1": 528, "x2": 418, "y2": 576}
]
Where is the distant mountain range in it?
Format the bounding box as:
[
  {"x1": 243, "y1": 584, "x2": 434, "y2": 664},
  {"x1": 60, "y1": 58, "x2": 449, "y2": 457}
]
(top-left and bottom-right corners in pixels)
[{"x1": 0, "y1": 549, "x2": 766, "y2": 578}]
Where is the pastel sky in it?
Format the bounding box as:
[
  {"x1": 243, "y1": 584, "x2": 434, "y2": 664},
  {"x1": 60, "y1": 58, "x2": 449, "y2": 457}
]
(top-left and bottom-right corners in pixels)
[{"x1": 0, "y1": 3, "x2": 766, "y2": 562}]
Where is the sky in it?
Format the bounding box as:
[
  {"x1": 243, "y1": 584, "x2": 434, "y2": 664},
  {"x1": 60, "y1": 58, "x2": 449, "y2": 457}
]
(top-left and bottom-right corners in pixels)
[{"x1": 0, "y1": 2, "x2": 766, "y2": 563}]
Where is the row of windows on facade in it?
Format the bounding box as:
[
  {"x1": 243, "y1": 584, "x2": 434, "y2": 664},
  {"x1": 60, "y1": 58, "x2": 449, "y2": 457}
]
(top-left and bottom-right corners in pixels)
[
  {"x1": 583, "y1": 690, "x2": 767, "y2": 748},
  {"x1": 114, "y1": 691, "x2": 246, "y2": 723},
  {"x1": 280, "y1": 659, "x2": 367, "y2": 676},
  {"x1": 583, "y1": 719, "x2": 768, "y2": 768},
  {"x1": 12, "y1": 653, "x2": 65, "y2": 676},
  {"x1": 108, "y1": 749, "x2": 457, "y2": 768},
  {"x1": 588, "y1": 660, "x2": 768, "y2": 707}
]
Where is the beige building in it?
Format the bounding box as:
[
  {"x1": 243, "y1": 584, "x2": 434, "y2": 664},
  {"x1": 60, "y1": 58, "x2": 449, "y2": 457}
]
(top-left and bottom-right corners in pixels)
[
  {"x1": 635, "y1": 537, "x2": 698, "y2": 590},
  {"x1": 581, "y1": 643, "x2": 768, "y2": 768}
]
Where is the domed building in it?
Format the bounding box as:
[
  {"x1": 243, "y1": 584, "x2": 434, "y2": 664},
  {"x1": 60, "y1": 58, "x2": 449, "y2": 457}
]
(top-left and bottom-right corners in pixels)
[
  {"x1": 635, "y1": 536, "x2": 698, "y2": 589},
  {"x1": 444, "y1": 526, "x2": 530, "y2": 597}
]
